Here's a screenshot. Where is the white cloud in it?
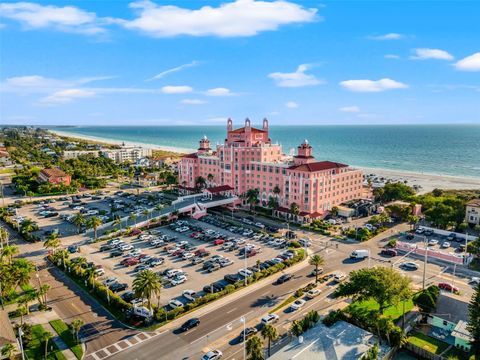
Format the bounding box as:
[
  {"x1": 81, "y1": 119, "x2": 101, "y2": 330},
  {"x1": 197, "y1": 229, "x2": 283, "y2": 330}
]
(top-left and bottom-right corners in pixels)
[
  {"x1": 161, "y1": 85, "x2": 193, "y2": 94},
  {"x1": 123, "y1": 0, "x2": 318, "y2": 37},
  {"x1": 454, "y1": 52, "x2": 480, "y2": 71},
  {"x1": 339, "y1": 106, "x2": 360, "y2": 113},
  {"x1": 285, "y1": 101, "x2": 298, "y2": 108},
  {"x1": 410, "y1": 48, "x2": 454, "y2": 60},
  {"x1": 39, "y1": 88, "x2": 96, "y2": 104},
  {"x1": 2, "y1": 75, "x2": 114, "y2": 93},
  {"x1": 268, "y1": 64, "x2": 323, "y2": 87},
  {"x1": 0, "y1": 2, "x2": 109, "y2": 35},
  {"x1": 147, "y1": 61, "x2": 199, "y2": 81},
  {"x1": 205, "y1": 87, "x2": 233, "y2": 96},
  {"x1": 340, "y1": 78, "x2": 408, "y2": 92},
  {"x1": 368, "y1": 33, "x2": 403, "y2": 40},
  {"x1": 180, "y1": 98, "x2": 206, "y2": 105},
  {"x1": 384, "y1": 54, "x2": 400, "y2": 59}
]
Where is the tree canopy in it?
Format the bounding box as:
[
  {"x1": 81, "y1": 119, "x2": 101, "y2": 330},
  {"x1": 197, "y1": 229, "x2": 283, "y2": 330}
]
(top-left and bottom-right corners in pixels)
[{"x1": 334, "y1": 267, "x2": 412, "y2": 314}]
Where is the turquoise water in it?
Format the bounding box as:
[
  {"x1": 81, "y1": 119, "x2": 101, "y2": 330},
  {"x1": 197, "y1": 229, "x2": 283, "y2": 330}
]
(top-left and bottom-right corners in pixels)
[{"x1": 52, "y1": 125, "x2": 480, "y2": 178}]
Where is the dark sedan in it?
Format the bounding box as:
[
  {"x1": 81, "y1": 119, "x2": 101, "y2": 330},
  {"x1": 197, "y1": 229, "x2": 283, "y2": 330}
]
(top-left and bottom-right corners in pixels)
[{"x1": 181, "y1": 318, "x2": 200, "y2": 331}]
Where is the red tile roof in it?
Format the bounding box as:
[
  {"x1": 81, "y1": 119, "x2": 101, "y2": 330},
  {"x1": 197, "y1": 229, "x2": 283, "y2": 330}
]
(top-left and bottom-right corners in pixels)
[
  {"x1": 289, "y1": 161, "x2": 348, "y2": 172},
  {"x1": 229, "y1": 127, "x2": 265, "y2": 134},
  {"x1": 183, "y1": 153, "x2": 198, "y2": 159},
  {"x1": 40, "y1": 168, "x2": 68, "y2": 178},
  {"x1": 467, "y1": 199, "x2": 480, "y2": 207},
  {"x1": 206, "y1": 185, "x2": 234, "y2": 193}
]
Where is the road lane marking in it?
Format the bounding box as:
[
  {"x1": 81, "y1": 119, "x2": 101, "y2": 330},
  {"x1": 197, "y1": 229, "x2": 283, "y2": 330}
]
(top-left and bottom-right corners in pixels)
[{"x1": 226, "y1": 307, "x2": 237, "y2": 314}]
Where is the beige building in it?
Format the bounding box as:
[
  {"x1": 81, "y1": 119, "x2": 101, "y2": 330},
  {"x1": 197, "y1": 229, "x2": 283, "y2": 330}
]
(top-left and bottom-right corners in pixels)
[
  {"x1": 465, "y1": 199, "x2": 480, "y2": 225},
  {"x1": 101, "y1": 147, "x2": 152, "y2": 163},
  {"x1": 63, "y1": 150, "x2": 100, "y2": 159}
]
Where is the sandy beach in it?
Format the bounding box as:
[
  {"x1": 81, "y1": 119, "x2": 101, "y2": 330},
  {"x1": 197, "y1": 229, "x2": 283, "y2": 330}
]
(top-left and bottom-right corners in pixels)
[{"x1": 51, "y1": 129, "x2": 480, "y2": 194}]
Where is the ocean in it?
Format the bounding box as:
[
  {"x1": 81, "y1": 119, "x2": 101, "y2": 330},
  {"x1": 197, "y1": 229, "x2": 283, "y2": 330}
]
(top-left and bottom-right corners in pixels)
[{"x1": 52, "y1": 125, "x2": 480, "y2": 179}]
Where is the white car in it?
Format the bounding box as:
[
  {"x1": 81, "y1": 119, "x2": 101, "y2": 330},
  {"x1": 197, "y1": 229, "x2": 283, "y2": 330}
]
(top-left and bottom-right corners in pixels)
[
  {"x1": 306, "y1": 288, "x2": 321, "y2": 299},
  {"x1": 428, "y1": 239, "x2": 439, "y2": 246},
  {"x1": 182, "y1": 289, "x2": 197, "y2": 301},
  {"x1": 166, "y1": 269, "x2": 184, "y2": 278},
  {"x1": 169, "y1": 299, "x2": 184, "y2": 309},
  {"x1": 470, "y1": 277, "x2": 480, "y2": 285},
  {"x1": 291, "y1": 299, "x2": 306, "y2": 310},
  {"x1": 182, "y1": 252, "x2": 194, "y2": 260},
  {"x1": 128, "y1": 249, "x2": 141, "y2": 257},
  {"x1": 333, "y1": 272, "x2": 347, "y2": 283},
  {"x1": 261, "y1": 313, "x2": 279, "y2": 325},
  {"x1": 441, "y1": 241, "x2": 451, "y2": 248},
  {"x1": 400, "y1": 262, "x2": 419, "y2": 270},
  {"x1": 150, "y1": 239, "x2": 164, "y2": 247},
  {"x1": 139, "y1": 234, "x2": 153, "y2": 240},
  {"x1": 238, "y1": 268, "x2": 253, "y2": 278},
  {"x1": 119, "y1": 244, "x2": 133, "y2": 251},
  {"x1": 202, "y1": 350, "x2": 223, "y2": 360},
  {"x1": 94, "y1": 268, "x2": 105, "y2": 276}
]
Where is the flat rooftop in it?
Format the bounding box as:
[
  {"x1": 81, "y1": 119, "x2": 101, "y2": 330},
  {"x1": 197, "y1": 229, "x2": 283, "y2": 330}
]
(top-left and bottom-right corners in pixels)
[{"x1": 270, "y1": 320, "x2": 391, "y2": 360}]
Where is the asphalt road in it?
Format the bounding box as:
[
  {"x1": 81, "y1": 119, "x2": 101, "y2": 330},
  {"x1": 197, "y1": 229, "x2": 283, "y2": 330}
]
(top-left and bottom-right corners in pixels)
[{"x1": 107, "y1": 227, "x2": 477, "y2": 360}]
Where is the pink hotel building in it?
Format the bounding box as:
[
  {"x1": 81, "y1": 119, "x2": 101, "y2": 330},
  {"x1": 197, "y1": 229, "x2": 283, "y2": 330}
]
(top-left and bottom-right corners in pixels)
[{"x1": 178, "y1": 119, "x2": 364, "y2": 219}]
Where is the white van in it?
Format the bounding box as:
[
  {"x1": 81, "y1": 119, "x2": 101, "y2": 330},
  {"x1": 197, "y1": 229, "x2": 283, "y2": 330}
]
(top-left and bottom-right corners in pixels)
[
  {"x1": 350, "y1": 249, "x2": 369, "y2": 260},
  {"x1": 133, "y1": 306, "x2": 153, "y2": 318}
]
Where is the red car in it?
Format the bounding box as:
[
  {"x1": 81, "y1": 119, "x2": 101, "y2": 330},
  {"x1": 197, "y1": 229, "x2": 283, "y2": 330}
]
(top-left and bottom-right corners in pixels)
[
  {"x1": 195, "y1": 249, "x2": 210, "y2": 257},
  {"x1": 173, "y1": 248, "x2": 185, "y2": 257},
  {"x1": 213, "y1": 239, "x2": 225, "y2": 246},
  {"x1": 381, "y1": 249, "x2": 397, "y2": 257},
  {"x1": 122, "y1": 258, "x2": 139, "y2": 267},
  {"x1": 247, "y1": 250, "x2": 258, "y2": 257},
  {"x1": 438, "y1": 282, "x2": 459, "y2": 293},
  {"x1": 130, "y1": 228, "x2": 142, "y2": 236}
]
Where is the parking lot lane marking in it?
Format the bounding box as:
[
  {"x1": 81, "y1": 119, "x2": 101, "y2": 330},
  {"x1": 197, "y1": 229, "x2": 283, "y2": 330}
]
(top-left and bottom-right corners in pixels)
[
  {"x1": 89, "y1": 352, "x2": 101, "y2": 360},
  {"x1": 226, "y1": 307, "x2": 237, "y2": 314}
]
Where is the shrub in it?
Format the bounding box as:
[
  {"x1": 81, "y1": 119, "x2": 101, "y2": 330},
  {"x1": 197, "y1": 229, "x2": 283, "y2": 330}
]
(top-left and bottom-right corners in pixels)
[
  {"x1": 323, "y1": 309, "x2": 344, "y2": 327},
  {"x1": 387, "y1": 239, "x2": 397, "y2": 248}
]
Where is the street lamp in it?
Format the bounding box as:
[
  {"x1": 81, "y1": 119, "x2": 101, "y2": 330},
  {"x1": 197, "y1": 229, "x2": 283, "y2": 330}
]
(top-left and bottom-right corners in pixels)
[
  {"x1": 422, "y1": 236, "x2": 428, "y2": 290},
  {"x1": 18, "y1": 327, "x2": 25, "y2": 360},
  {"x1": 240, "y1": 316, "x2": 246, "y2": 360}
]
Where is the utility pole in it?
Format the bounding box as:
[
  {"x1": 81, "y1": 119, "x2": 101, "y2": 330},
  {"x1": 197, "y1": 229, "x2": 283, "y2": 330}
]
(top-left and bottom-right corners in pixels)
[
  {"x1": 422, "y1": 236, "x2": 428, "y2": 290},
  {"x1": 244, "y1": 250, "x2": 248, "y2": 286}
]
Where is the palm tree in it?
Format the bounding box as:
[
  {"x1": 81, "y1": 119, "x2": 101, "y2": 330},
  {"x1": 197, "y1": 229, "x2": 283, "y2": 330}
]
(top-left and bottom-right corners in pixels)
[
  {"x1": 132, "y1": 269, "x2": 162, "y2": 311},
  {"x1": 87, "y1": 216, "x2": 103, "y2": 240},
  {"x1": 267, "y1": 196, "x2": 279, "y2": 216},
  {"x1": 1, "y1": 343, "x2": 15, "y2": 360},
  {"x1": 244, "y1": 188, "x2": 260, "y2": 218},
  {"x1": 38, "y1": 284, "x2": 50, "y2": 308},
  {"x1": 0, "y1": 226, "x2": 9, "y2": 248},
  {"x1": 17, "y1": 300, "x2": 28, "y2": 325},
  {"x1": 69, "y1": 318, "x2": 84, "y2": 344},
  {"x1": 19, "y1": 219, "x2": 37, "y2": 235},
  {"x1": 195, "y1": 176, "x2": 206, "y2": 191},
  {"x1": 1, "y1": 245, "x2": 19, "y2": 264},
  {"x1": 142, "y1": 209, "x2": 149, "y2": 221},
  {"x1": 113, "y1": 216, "x2": 122, "y2": 231},
  {"x1": 309, "y1": 254, "x2": 325, "y2": 283},
  {"x1": 44, "y1": 233, "x2": 60, "y2": 254},
  {"x1": 261, "y1": 324, "x2": 278, "y2": 357},
  {"x1": 290, "y1": 320, "x2": 303, "y2": 338},
  {"x1": 246, "y1": 335, "x2": 264, "y2": 360},
  {"x1": 290, "y1": 202, "x2": 299, "y2": 222},
  {"x1": 41, "y1": 330, "x2": 52, "y2": 359},
  {"x1": 128, "y1": 213, "x2": 137, "y2": 228},
  {"x1": 85, "y1": 267, "x2": 98, "y2": 290},
  {"x1": 72, "y1": 213, "x2": 86, "y2": 234}
]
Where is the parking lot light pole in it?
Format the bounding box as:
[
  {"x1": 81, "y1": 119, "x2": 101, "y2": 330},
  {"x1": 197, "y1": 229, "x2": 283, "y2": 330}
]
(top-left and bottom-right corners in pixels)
[
  {"x1": 240, "y1": 316, "x2": 246, "y2": 360},
  {"x1": 244, "y1": 251, "x2": 248, "y2": 286}
]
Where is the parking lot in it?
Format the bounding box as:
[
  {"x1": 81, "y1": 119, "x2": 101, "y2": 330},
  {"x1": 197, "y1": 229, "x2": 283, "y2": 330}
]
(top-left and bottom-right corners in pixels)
[
  {"x1": 402, "y1": 227, "x2": 470, "y2": 253},
  {"x1": 79, "y1": 214, "x2": 301, "y2": 311},
  {"x1": 10, "y1": 190, "x2": 170, "y2": 239}
]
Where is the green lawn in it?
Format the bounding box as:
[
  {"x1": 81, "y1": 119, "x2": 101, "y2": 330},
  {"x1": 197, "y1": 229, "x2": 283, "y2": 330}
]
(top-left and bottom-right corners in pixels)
[
  {"x1": 348, "y1": 298, "x2": 414, "y2": 321},
  {"x1": 24, "y1": 324, "x2": 67, "y2": 360},
  {"x1": 407, "y1": 331, "x2": 450, "y2": 354},
  {"x1": 49, "y1": 320, "x2": 83, "y2": 360}
]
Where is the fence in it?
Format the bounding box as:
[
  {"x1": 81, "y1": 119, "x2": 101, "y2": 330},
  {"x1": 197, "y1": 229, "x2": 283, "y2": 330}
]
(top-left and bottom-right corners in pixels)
[{"x1": 405, "y1": 342, "x2": 445, "y2": 360}]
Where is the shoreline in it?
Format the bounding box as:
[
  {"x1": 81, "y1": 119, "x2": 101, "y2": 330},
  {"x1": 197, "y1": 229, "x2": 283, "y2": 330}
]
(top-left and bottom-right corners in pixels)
[{"x1": 51, "y1": 129, "x2": 480, "y2": 193}]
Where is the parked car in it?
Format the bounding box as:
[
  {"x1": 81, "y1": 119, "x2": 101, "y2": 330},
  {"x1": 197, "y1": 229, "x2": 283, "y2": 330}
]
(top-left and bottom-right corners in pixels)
[
  {"x1": 441, "y1": 241, "x2": 451, "y2": 248},
  {"x1": 381, "y1": 249, "x2": 397, "y2": 257},
  {"x1": 182, "y1": 290, "x2": 197, "y2": 301},
  {"x1": 109, "y1": 282, "x2": 128, "y2": 292},
  {"x1": 306, "y1": 288, "x2": 321, "y2": 299},
  {"x1": 428, "y1": 239, "x2": 439, "y2": 246},
  {"x1": 400, "y1": 262, "x2": 419, "y2": 270},
  {"x1": 67, "y1": 245, "x2": 79, "y2": 253},
  {"x1": 438, "y1": 282, "x2": 459, "y2": 293},
  {"x1": 169, "y1": 299, "x2": 184, "y2": 309}
]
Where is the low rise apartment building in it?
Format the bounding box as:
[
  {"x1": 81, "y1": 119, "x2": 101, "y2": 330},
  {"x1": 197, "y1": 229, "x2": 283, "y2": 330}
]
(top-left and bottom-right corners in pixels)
[
  {"x1": 101, "y1": 147, "x2": 152, "y2": 163},
  {"x1": 38, "y1": 168, "x2": 71, "y2": 186},
  {"x1": 465, "y1": 199, "x2": 480, "y2": 226},
  {"x1": 63, "y1": 150, "x2": 100, "y2": 159}
]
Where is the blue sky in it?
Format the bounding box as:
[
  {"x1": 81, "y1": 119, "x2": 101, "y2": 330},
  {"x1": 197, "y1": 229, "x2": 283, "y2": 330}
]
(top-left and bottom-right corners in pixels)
[{"x1": 1, "y1": 0, "x2": 479, "y2": 126}]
